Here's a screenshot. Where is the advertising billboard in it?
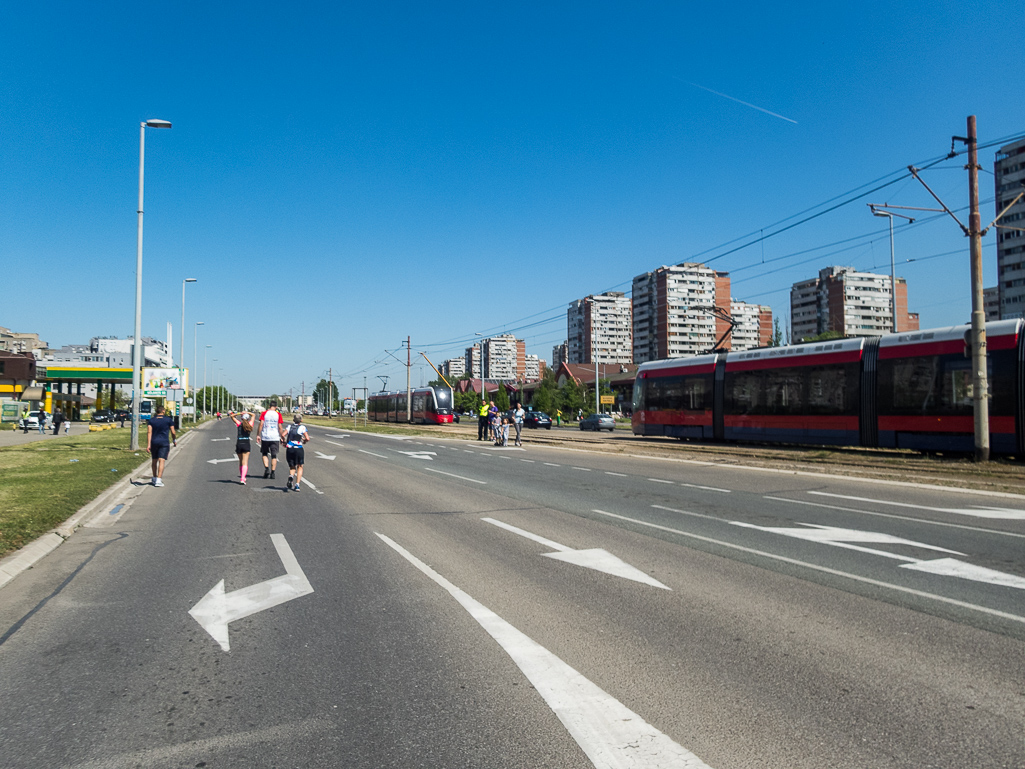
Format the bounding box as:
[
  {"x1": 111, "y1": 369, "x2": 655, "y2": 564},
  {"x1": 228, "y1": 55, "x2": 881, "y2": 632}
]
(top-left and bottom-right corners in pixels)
[{"x1": 142, "y1": 367, "x2": 188, "y2": 397}]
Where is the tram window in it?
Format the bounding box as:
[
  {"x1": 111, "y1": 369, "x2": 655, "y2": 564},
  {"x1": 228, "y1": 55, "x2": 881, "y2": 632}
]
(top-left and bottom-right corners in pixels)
[
  {"x1": 807, "y1": 365, "x2": 856, "y2": 414},
  {"x1": 764, "y1": 369, "x2": 804, "y2": 413},
  {"x1": 683, "y1": 378, "x2": 707, "y2": 410},
  {"x1": 726, "y1": 372, "x2": 761, "y2": 414}
]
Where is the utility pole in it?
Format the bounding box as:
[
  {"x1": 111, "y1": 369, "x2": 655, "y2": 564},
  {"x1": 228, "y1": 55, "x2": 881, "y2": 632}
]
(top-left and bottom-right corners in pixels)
[
  {"x1": 328, "y1": 367, "x2": 333, "y2": 418},
  {"x1": 406, "y1": 336, "x2": 412, "y2": 422},
  {"x1": 965, "y1": 116, "x2": 989, "y2": 461},
  {"x1": 909, "y1": 115, "x2": 1007, "y2": 461}
]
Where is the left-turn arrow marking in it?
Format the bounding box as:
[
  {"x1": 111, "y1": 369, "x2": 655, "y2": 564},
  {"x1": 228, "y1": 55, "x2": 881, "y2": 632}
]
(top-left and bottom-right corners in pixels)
[
  {"x1": 188, "y1": 534, "x2": 314, "y2": 651},
  {"x1": 206, "y1": 458, "x2": 238, "y2": 464}
]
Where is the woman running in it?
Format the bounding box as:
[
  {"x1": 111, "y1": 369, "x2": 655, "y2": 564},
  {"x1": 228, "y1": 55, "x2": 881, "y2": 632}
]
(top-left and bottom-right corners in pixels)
[{"x1": 230, "y1": 412, "x2": 255, "y2": 485}]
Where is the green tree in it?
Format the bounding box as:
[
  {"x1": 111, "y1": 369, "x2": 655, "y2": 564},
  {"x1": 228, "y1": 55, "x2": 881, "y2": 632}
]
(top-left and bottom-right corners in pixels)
[
  {"x1": 532, "y1": 371, "x2": 558, "y2": 415},
  {"x1": 769, "y1": 318, "x2": 785, "y2": 347},
  {"x1": 494, "y1": 384, "x2": 510, "y2": 411},
  {"x1": 559, "y1": 377, "x2": 585, "y2": 418},
  {"x1": 314, "y1": 379, "x2": 339, "y2": 411}
]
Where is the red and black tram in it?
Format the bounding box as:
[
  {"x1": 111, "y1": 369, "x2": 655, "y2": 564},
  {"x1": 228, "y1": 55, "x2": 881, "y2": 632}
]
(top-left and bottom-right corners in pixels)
[
  {"x1": 632, "y1": 319, "x2": 1025, "y2": 455},
  {"x1": 368, "y1": 386, "x2": 455, "y2": 425}
]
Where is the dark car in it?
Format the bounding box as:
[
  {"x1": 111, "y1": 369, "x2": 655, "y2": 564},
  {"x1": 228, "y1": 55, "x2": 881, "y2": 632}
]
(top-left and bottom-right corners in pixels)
[
  {"x1": 579, "y1": 413, "x2": 615, "y2": 432},
  {"x1": 92, "y1": 409, "x2": 118, "y2": 423},
  {"x1": 523, "y1": 411, "x2": 552, "y2": 429}
]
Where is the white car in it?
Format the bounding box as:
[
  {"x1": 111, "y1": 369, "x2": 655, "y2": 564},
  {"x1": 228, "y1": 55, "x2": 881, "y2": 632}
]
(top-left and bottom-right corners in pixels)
[{"x1": 18, "y1": 410, "x2": 51, "y2": 430}]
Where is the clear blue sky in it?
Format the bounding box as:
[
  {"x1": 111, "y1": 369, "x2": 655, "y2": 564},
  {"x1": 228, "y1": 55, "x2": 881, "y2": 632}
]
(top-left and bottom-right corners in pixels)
[{"x1": 3, "y1": 2, "x2": 1023, "y2": 396}]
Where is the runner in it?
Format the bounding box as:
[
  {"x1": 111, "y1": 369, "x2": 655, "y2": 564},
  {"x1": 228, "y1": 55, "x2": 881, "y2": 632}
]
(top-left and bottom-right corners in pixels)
[
  {"x1": 146, "y1": 405, "x2": 176, "y2": 487},
  {"x1": 256, "y1": 400, "x2": 285, "y2": 479},
  {"x1": 284, "y1": 414, "x2": 310, "y2": 492},
  {"x1": 229, "y1": 411, "x2": 255, "y2": 485}
]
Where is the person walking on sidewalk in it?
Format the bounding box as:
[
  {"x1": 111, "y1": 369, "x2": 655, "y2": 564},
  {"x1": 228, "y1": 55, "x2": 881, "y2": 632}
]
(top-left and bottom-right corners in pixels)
[
  {"x1": 477, "y1": 399, "x2": 489, "y2": 441},
  {"x1": 52, "y1": 408, "x2": 64, "y2": 436},
  {"x1": 284, "y1": 414, "x2": 310, "y2": 492},
  {"x1": 256, "y1": 401, "x2": 285, "y2": 479},
  {"x1": 229, "y1": 411, "x2": 255, "y2": 485},
  {"x1": 146, "y1": 406, "x2": 176, "y2": 487}
]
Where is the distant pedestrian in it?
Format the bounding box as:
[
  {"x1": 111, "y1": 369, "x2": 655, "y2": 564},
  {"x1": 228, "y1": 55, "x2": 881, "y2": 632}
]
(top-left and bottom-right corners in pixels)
[
  {"x1": 146, "y1": 406, "x2": 176, "y2": 487},
  {"x1": 230, "y1": 411, "x2": 255, "y2": 485},
  {"x1": 495, "y1": 416, "x2": 509, "y2": 447},
  {"x1": 284, "y1": 414, "x2": 310, "y2": 492},
  {"x1": 513, "y1": 403, "x2": 524, "y2": 446},
  {"x1": 488, "y1": 400, "x2": 499, "y2": 442},
  {"x1": 118, "y1": 410, "x2": 127, "y2": 428},
  {"x1": 63, "y1": 417, "x2": 70, "y2": 435},
  {"x1": 21, "y1": 409, "x2": 29, "y2": 434},
  {"x1": 52, "y1": 408, "x2": 64, "y2": 435},
  {"x1": 555, "y1": 409, "x2": 562, "y2": 427},
  {"x1": 37, "y1": 411, "x2": 47, "y2": 434},
  {"x1": 477, "y1": 399, "x2": 489, "y2": 441},
  {"x1": 256, "y1": 401, "x2": 285, "y2": 479}
]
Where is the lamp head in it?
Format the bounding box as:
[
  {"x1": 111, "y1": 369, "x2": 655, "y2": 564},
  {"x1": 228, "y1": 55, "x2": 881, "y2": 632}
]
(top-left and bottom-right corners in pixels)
[
  {"x1": 196, "y1": 321, "x2": 205, "y2": 326},
  {"x1": 144, "y1": 119, "x2": 172, "y2": 129},
  {"x1": 184, "y1": 278, "x2": 197, "y2": 283}
]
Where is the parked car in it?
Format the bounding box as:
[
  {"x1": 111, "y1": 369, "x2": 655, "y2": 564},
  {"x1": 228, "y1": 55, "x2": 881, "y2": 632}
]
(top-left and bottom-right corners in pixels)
[
  {"x1": 579, "y1": 413, "x2": 615, "y2": 432},
  {"x1": 18, "y1": 410, "x2": 51, "y2": 430},
  {"x1": 92, "y1": 409, "x2": 118, "y2": 423},
  {"x1": 523, "y1": 411, "x2": 552, "y2": 429}
]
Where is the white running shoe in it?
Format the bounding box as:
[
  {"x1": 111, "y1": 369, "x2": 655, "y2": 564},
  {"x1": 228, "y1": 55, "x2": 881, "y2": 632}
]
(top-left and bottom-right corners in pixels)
[{"x1": 154, "y1": 478, "x2": 164, "y2": 487}]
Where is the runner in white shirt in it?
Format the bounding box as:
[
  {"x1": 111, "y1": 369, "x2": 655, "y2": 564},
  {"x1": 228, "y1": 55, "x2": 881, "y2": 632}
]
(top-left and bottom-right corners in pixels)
[
  {"x1": 255, "y1": 401, "x2": 286, "y2": 479},
  {"x1": 284, "y1": 414, "x2": 310, "y2": 492}
]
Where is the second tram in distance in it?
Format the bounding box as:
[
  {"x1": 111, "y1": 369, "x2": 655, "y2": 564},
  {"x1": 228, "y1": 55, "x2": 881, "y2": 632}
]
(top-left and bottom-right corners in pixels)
[
  {"x1": 632, "y1": 319, "x2": 1025, "y2": 456},
  {"x1": 368, "y1": 385, "x2": 455, "y2": 424}
]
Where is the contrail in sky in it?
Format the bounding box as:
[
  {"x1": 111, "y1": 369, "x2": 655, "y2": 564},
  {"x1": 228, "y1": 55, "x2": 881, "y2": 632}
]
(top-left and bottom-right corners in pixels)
[{"x1": 677, "y1": 78, "x2": 798, "y2": 124}]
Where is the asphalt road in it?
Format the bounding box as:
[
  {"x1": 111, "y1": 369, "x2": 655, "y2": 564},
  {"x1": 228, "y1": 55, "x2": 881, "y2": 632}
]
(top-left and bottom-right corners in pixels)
[{"x1": 0, "y1": 419, "x2": 1023, "y2": 768}]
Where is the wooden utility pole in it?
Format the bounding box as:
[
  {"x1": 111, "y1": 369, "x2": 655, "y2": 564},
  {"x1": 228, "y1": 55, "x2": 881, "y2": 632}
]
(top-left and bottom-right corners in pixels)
[{"x1": 406, "y1": 336, "x2": 412, "y2": 422}]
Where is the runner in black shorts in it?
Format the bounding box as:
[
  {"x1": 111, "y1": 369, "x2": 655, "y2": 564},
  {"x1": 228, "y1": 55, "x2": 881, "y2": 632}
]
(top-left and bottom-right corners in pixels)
[
  {"x1": 256, "y1": 401, "x2": 285, "y2": 479},
  {"x1": 146, "y1": 406, "x2": 177, "y2": 487},
  {"x1": 284, "y1": 414, "x2": 310, "y2": 492},
  {"x1": 229, "y1": 411, "x2": 255, "y2": 485}
]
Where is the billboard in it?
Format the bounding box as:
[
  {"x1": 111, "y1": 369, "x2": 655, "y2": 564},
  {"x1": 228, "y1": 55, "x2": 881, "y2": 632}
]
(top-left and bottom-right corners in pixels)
[{"x1": 142, "y1": 367, "x2": 188, "y2": 397}]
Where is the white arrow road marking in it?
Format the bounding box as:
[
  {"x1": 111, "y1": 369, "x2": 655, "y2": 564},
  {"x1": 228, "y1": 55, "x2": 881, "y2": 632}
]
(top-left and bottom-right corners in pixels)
[
  {"x1": 901, "y1": 558, "x2": 1025, "y2": 589},
  {"x1": 314, "y1": 451, "x2": 336, "y2": 460},
  {"x1": 808, "y1": 491, "x2": 1025, "y2": 520},
  {"x1": 206, "y1": 458, "x2": 238, "y2": 464},
  {"x1": 730, "y1": 522, "x2": 964, "y2": 561},
  {"x1": 376, "y1": 534, "x2": 710, "y2": 769},
  {"x1": 607, "y1": 508, "x2": 1025, "y2": 625},
  {"x1": 211, "y1": 437, "x2": 231, "y2": 442},
  {"x1": 189, "y1": 534, "x2": 313, "y2": 652},
  {"x1": 732, "y1": 521, "x2": 1025, "y2": 590},
  {"x1": 397, "y1": 450, "x2": 436, "y2": 460},
  {"x1": 482, "y1": 518, "x2": 669, "y2": 590}
]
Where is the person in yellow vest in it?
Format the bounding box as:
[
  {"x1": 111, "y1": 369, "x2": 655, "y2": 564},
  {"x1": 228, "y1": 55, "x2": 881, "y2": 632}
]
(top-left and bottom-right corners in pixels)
[
  {"x1": 555, "y1": 408, "x2": 562, "y2": 427},
  {"x1": 477, "y1": 398, "x2": 490, "y2": 441}
]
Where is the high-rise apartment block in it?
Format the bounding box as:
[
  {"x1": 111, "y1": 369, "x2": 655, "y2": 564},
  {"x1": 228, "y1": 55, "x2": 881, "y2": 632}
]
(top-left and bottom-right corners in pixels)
[
  {"x1": 996, "y1": 138, "x2": 1025, "y2": 319},
  {"x1": 464, "y1": 334, "x2": 528, "y2": 380},
  {"x1": 441, "y1": 357, "x2": 465, "y2": 379},
  {"x1": 631, "y1": 263, "x2": 767, "y2": 362},
  {"x1": 790, "y1": 266, "x2": 918, "y2": 342},
  {"x1": 567, "y1": 291, "x2": 633, "y2": 365},
  {"x1": 552, "y1": 342, "x2": 568, "y2": 369}
]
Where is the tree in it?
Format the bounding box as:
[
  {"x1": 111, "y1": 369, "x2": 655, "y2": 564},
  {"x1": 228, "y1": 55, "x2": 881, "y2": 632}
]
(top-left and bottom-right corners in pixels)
[
  {"x1": 494, "y1": 384, "x2": 510, "y2": 411},
  {"x1": 314, "y1": 379, "x2": 338, "y2": 411},
  {"x1": 532, "y1": 371, "x2": 558, "y2": 415},
  {"x1": 559, "y1": 376, "x2": 585, "y2": 418},
  {"x1": 801, "y1": 330, "x2": 844, "y2": 343},
  {"x1": 769, "y1": 318, "x2": 785, "y2": 347}
]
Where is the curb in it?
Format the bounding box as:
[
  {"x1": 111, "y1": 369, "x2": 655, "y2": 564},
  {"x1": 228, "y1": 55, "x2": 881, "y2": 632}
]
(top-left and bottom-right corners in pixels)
[{"x1": 0, "y1": 423, "x2": 206, "y2": 591}]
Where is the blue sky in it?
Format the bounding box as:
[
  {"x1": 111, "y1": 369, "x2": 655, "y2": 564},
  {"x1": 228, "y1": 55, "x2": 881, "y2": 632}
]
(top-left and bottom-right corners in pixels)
[{"x1": 3, "y1": 2, "x2": 1023, "y2": 396}]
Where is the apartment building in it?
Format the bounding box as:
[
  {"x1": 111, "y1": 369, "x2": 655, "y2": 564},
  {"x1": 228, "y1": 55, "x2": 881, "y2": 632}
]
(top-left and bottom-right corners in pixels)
[
  {"x1": 790, "y1": 266, "x2": 918, "y2": 341},
  {"x1": 996, "y1": 138, "x2": 1025, "y2": 318},
  {"x1": 441, "y1": 357, "x2": 465, "y2": 379},
  {"x1": 730, "y1": 301, "x2": 773, "y2": 350},
  {"x1": 567, "y1": 291, "x2": 633, "y2": 365},
  {"x1": 631, "y1": 263, "x2": 732, "y2": 363},
  {"x1": 552, "y1": 342, "x2": 568, "y2": 370},
  {"x1": 465, "y1": 335, "x2": 528, "y2": 380},
  {"x1": 464, "y1": 344, "x2": 481, "y2": 379}
]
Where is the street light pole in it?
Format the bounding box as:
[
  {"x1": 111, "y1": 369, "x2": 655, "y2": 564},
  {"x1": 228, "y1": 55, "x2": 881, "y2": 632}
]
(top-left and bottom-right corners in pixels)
[
  {"x1": 179, "y1": 278, "x2": 196, "y2": 371},
  {"x1": 204, "y1": 345, "x2": 211, "y2": 416},
  {"x1": 131, "y1": 118, "x2": 172, "y2": 451},
  {"x1": 192, "y1": 321, "x2": 204, "y2": 421}
]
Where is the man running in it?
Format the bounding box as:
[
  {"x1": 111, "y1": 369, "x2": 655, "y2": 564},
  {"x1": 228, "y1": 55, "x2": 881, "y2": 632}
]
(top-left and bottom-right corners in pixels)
[
  {"x1": 284, "y1": 414, "x2": 310, "y2": 492},
  {"x1": 146, "y1": 405, "x2": 177, "y2": 487},
  {"x1": 256, "y1": 400, "x2": 285, "y2": 479}
]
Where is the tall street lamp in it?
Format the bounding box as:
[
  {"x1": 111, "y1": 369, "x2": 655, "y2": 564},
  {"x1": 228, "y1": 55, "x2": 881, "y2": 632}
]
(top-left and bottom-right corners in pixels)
[
  {"x1": 131, "y1": 118, "x2": 172, "y2": 450},
  {"x1": 204, "y1": 345, "x2": 211, "y2": 416},
  {"x1": 869, "y1": 204, "x2": 915, "y2": 333},
  {"x1": 179, "y1": 278, "x2": 196, "y2": 371},
  {"x1": 192, "y1": 321, "x2": 204, "y2": 421}
]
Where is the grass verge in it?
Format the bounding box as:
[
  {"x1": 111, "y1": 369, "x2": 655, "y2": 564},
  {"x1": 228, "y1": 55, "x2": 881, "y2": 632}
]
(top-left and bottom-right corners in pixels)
[{"x1": 0, "y1": 422, "x2": 201, "y2": 558}]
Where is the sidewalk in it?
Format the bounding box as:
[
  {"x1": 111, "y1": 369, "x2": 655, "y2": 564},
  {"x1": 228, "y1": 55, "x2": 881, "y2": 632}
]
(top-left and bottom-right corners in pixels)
[{"x1": 0, "y1": 422, "x2": 97, "y2": 447}]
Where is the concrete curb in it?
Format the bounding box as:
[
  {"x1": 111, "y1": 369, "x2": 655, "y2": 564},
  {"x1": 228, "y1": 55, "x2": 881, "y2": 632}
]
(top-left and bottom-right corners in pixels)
[{"x1": 0, "y1": 422, "x2": 207, "y2": 591}]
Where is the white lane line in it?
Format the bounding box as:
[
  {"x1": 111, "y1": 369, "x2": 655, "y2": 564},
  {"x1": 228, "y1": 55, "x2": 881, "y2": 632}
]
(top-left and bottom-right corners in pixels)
[
  {"x1": 572, "y1": 467, "x2": 592, "y2": 472},
  {"x1": 605, "y1": 471, "x2": 627, "y2": 477},
  {"x1": 376, "y1": 534, "x2": 707, "y2": 767},
  {"x1": 648, "y1": 478, "x2": 674, "y2": 484},
  {"x1": 483, "y1": 518, "x2": 570, "y2": 552},
  {"x1": 808, "y1": 491, "x2": 1025, "y2": 520},
  {"x1": 597, "y1": 509, "x2": 1025, "y2": 626},
  {"x1": 424, "y1": 467, "x2": 487, "y2": 485},
  {"x1": 543, "y1": 462, "x2": 561, "y2": 467},
  {"x1": 464, "y1": 450, "x2": 475, "y2": 454},
  {"x1": 358, "y1": 449, "x2": 388, "y2": 459},
  {"x1": 300, "y1": 478, "x2": 324, "y2": 494},
  {"x1": 520, "y1": 459, "x2": 535, "y2": 463},
  {"x1": 679, "y1": 483, "x2": 731, "y2": 493},
  {"x1": 324, "y1": 440, "x2": 347, "y2": 448},
  {"x1": 763, "y1": 496, "x2": 1025, "y2": 540}
]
